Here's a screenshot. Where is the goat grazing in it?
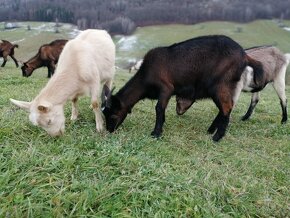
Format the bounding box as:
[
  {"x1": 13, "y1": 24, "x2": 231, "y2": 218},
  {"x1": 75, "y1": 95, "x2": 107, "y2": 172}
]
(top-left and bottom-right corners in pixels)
[
  {"x1": 240, "y1": 46, "x2": 290, "y2": 123},
  {"x1": 0, "y1": 39, "x2": 19, "y2": 67},
  {"x1": 21, "y1": 39, "x2": 68, "y2": 78},
  {"x1": 10, "y1": 29, "x2": 115, "y2": 136},
  {"x1": 103, "y1": 35, "x2": 263, "y2": 142},
  {"x1": 177, "y1": 46, "x2": 290, "y2": 124}
]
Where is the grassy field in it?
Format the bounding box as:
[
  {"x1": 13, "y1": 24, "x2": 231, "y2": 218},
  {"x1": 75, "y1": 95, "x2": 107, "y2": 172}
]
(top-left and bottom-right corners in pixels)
[{"x1": 0, "y1": 21, "x2": 290, "y2": 217}]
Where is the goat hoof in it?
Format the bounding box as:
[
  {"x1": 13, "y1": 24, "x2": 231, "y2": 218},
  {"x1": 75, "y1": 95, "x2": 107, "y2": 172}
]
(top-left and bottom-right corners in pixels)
[
  {"x1": 151, "y1": 130, "x2": 161, "y2": 138},
  {"x1": 70, "y1": 116, "x2": 78, "y2": 121},
  {"x1": 96, "y1": 124, "x2": 104, "y2": 132},
  {"x1": 281, "y1": 119, "x2": 287, "y2": 124},
  {"x1": 241, "y1": 116, "x2": 249, "y2": 121},
  {"x1": 207, "y1": 126, "x2": 217, "y2": 134},
  {"x1": 212, "y1": 133, "x2": 223, "y2": 142}
]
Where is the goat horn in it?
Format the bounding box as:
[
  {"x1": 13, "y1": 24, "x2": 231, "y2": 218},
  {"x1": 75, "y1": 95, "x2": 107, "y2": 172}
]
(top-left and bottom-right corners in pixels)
[{"x1": 105, "y1": 86, "x2": 116, "y2": 108}]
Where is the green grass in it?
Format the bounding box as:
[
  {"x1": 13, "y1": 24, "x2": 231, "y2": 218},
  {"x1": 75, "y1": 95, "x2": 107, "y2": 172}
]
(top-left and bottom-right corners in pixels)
[
  {"x1": 1, "y1": 63, "x2": 289, "y2": 217},
  {"x1": 1, "y1": 21, "x2": 290, "y2": 217}
]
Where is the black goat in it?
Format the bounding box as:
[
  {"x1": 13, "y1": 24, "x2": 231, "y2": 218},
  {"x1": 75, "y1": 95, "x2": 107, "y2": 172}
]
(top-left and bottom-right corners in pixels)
[
  {"x1": 103, "y1": 35, "x2": 263, "y2": 141},
  {"x1": 177, "y1": 46, "x2": 290, "y2": 124}
]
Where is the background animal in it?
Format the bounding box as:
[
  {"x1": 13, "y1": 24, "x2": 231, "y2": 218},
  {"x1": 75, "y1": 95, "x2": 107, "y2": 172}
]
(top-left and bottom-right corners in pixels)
[
  {"x1": 176, "y1": 46, "x2": 290, "y2": 124},
  {"x1": 0, "y1": 39, "x2": 19, "y2": 67},
  {"x1": 10, "y1": 29, "x2": 115, "y2": 136},
  {"x1": 103, "y1": 35, "x2": 263, "y2": 142},
  {"x1": 21, "y1": 39, "x2": 68, "y2": 78},
  {"x1": 241, "y1": 46, "x2": 290, "y2": 123}
]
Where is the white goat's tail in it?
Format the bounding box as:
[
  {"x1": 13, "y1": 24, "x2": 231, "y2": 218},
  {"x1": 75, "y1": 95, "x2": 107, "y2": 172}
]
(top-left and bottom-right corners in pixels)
[{"x1": 285, "y1": 53, "x2": 290, "y2": 65}]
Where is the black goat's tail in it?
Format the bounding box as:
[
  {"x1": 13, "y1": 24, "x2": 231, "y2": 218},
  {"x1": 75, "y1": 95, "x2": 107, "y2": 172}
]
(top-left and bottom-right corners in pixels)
[
  {"x1": 13, "y1": 44, "x2": 19, "y2": 49},
  {"x1": 246, "y1": 54, "x2": 264, "y2": 87}
]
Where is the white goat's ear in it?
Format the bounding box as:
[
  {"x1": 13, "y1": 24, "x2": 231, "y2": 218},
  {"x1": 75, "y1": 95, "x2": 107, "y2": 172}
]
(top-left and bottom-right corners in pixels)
[
  {"x1": 10, "y1": 98, "x2": 31, "y2": 111},
  {"x1": 37, "y1": 102, "x2": 52, "y2": 113}
]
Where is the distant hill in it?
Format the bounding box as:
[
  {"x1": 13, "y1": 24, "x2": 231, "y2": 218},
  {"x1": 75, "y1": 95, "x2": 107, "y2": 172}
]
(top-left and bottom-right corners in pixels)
[{"x1": 0, "y1": 0, "x2": 290, "y2": 34}]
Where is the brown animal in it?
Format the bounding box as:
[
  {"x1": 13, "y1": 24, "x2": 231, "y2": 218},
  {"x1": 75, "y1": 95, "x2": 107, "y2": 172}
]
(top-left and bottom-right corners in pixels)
[
  {"x1": 21, "y1": 39, "x2": 68, "y2": 78},
  {"x1": 241, "y1": 46, "x2": 290, "y2": 123},
  {"x1": 0, "y1": 40, "x2": 19, "y2": 67},
  {"x1": 176, "y1": 46, "x2": 290, "y2": 124},
  {"x1": 103, "y1": 35, "x2": 263, "y2": 142}
]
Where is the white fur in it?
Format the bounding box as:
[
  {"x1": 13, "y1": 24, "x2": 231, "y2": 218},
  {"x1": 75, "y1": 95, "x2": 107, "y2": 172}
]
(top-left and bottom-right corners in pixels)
[
  {"x1": 10, "y1": 29, "x2": 115, "y2": 136},
  {"x1": 285, "y1": 53, "x2": 290, "y2": 65},
  {"x1": 240, "y1": 66, "x2": 255, "y2": 92},
  {"x1": 129, "y1": 59, "x2": 143, "y2": 73}
]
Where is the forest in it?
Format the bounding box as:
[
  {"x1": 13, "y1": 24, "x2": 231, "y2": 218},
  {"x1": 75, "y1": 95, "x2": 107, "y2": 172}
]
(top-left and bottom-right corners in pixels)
[{"x1": 1, "y1": 0, "x2": 290, "y2": 34}]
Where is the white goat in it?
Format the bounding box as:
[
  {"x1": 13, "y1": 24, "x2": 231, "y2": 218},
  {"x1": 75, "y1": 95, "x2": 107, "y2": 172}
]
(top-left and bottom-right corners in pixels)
[
  {"x1": 10, "y1": 29, "x2": 115, "y2": 136},
  {"x1": 240, "y1": 46, "x2": 290, "y2": 123}
]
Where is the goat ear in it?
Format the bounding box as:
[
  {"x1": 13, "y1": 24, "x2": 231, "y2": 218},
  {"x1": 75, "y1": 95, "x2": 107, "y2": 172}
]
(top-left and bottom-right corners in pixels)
[
  {"x1": 101, "y1": 84, "x2": 110, "y2": 104},
  {"x1": 37, "y1": 102, "x2": 52, "y2": 113},
  {"x1": 10, "y1": 98, "x2": 31, "y2": 112},
  {"x1": 105, "y1": 86, "x2": 116, "y2": 108}
]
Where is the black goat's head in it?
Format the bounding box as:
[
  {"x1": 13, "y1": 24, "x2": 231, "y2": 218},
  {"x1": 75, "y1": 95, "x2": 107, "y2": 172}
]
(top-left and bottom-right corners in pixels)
[{"x1": 102, "y1": 93, "x2": 128, "y2": 133}]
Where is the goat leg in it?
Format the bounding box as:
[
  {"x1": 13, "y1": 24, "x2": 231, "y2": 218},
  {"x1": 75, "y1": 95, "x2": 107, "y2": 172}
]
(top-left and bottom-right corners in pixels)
[
  {"x1": 210, "y1": 89, "x2": 233, "y2": 142},
  {"x1": 151, "y1": 89, "x2": 172, "y2": 138},
  {"x1": 212, "y1": 114, "x2": 230, "y2": 142},
  {"x1": 241, "y1": 92, "x2": 259, "y2": 121},
  {"x1": 280, "y1": 99, "x2": 287, "y2": 124},
  {"x1": 207, "y1": 112, "x2": 222, "y2": 134},
  {"x1": 1, "y1": 58, "x2": 7, "y2": 67},
  {"x1": 71, "y1": 97, "x2": 79, "y2": 121},
  {"x1": 10, "y1": 55, "x2": 19, "y2": 67}
]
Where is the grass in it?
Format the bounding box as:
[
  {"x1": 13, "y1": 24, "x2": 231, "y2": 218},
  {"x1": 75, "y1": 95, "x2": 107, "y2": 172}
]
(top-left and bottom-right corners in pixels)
[{"x1": 0, "y1": 21, "x2": 290, "y2": 217}]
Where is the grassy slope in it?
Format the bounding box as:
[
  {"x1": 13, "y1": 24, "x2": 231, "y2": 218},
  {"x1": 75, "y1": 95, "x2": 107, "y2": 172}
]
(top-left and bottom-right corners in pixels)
[
  {"x1": 0, "y1": 21, "x2": 290, "y2": 217},
  {"x1": 0, "y1": 22, "x2": 76, "y2": 60}
]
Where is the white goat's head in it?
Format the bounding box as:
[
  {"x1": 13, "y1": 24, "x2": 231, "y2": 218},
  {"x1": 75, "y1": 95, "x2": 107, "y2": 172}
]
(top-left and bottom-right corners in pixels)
[{"x1": 10, "y1": 99, "x2": 65, "y2": 136}]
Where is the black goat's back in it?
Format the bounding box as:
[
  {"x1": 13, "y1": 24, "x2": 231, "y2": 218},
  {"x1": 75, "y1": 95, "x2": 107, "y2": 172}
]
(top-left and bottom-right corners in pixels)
[{"x1": 134, "y1": 35, "x2": 247, "y2": 100}]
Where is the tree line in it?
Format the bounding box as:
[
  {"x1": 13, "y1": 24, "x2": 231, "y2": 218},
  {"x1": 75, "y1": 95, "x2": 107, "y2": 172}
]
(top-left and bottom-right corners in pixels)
[{"x1": 1, "y1": 0, "x2": 290, "y2": 34}]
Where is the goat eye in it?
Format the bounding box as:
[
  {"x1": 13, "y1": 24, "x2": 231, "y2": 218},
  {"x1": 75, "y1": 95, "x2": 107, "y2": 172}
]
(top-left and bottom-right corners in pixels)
[{"x1": 47, "y1": 119, "x2": 52, "y2": 125}]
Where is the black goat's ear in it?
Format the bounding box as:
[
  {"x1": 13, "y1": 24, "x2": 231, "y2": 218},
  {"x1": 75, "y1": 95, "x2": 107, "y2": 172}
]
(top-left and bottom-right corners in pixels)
[
  {"x1": 101, "y1": 84, "x2": 110, "y2": 104},
  {"x1": 104, "y1": 86, "x2": 116, "y2": 108}
]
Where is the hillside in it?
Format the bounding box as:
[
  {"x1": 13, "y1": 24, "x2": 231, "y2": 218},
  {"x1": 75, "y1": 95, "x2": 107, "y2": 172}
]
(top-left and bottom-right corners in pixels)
[{"x1": 1, "y1": 20, "x2": 290, "y2": 82}]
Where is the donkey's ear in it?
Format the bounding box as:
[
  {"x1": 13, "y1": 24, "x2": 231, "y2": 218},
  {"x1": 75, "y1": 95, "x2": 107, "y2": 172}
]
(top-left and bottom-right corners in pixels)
[{"x1": 10, "y1": 98, "x2": 31, "y2": 112}]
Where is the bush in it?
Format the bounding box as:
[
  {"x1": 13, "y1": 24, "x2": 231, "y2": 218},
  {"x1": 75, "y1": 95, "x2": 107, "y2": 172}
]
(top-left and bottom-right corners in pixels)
[{"x1": 101, "y1": 17, "x2": 136, "y2": 35}]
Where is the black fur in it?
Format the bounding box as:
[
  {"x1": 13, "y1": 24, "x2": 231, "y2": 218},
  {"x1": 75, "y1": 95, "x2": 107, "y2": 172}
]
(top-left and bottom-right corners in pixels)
[{"x1": 103, "y1": 35, "x2": 263, "y2": 142}]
